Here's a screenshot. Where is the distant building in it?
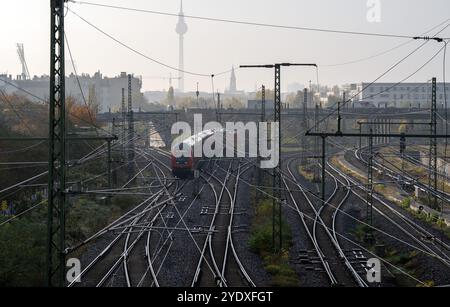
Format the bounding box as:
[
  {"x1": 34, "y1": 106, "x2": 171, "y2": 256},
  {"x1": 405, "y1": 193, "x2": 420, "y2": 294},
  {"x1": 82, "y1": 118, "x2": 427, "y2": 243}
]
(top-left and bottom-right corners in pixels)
[
  {"x1": 357, "y1": 82, "x2": 449, "y2": 108},
  {"x1": 287, "y1": 82, "x2": 305, "y2": 93},
  {"x1": 225, "y1": 67, "x2": 245, "y2": 96},
  {"x1": 352, "y1": 101, "x2": 376, "y2": 108},
  {"x1": 0, "y1": 71, "x2": 143, "y2": 113},
  {"x1": 247, "y1": 99, "x2": 275, "y2": 110},
  {"x1": 229, "y1": 67, "x2": 237, "y2": 93}
]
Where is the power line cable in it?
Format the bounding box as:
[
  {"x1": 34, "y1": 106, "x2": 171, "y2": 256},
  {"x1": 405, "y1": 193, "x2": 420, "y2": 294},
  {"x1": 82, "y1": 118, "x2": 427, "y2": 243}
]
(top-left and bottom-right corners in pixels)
[
  {"x1": 70, "y1": 1, "x2": 450, "y2": 40},
  {"x1": 0, "y1": 76, "x2": 112, "y2": 136},
  {"x1": 322, "y1": 18, "x2": 450, "y2": 67},
  {"x1": 0, "y1": 89, "x2": 34, "y2": 134},
  {"x1": 65, "y1": 33, "x2": 99, "y2": 136},
  {"x1": 308, "y1": 23, "x2": 450, "y2": 133},
  {"x1": 68, "y1": 8, "x2": 212, "y2": 77}
]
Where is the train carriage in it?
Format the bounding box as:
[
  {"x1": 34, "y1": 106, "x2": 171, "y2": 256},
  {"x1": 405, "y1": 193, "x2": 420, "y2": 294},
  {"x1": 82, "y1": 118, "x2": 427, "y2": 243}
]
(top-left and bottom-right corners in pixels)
[{"x1": 171, "y1": 129, "x2": 237, "y2": 178}]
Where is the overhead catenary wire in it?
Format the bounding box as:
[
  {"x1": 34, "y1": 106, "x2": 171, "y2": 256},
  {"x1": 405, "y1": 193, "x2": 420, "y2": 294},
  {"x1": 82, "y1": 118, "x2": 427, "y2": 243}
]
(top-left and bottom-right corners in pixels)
[
  {"x1": 67, "y1": 8, "x2": 230, "y2": 78},
  {"x1": 0, "y1": 76, "x2": 112, "y2": 136},
  {"x1": 65, "y1": 33, "x2": 99, "y2": 136},
  {"x1": 0, "y1": 89, "x2": 34, "y2": 134},
  {"x1": 307, "y1": 23, "x2": 450, "y2": 134},
  {"x1": 207, "y1": 156, "x2": 449, "y2": 268},
  {"x1": 70, "y1": 1, "x2": 450, "y2": 40},
  {"x1": 322, "y1": 18, "x2": 450, "y2": 67}
]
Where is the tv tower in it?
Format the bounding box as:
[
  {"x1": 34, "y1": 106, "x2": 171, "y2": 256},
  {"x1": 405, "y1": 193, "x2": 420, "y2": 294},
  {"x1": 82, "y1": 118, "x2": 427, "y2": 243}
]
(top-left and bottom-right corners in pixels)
[{"x1": 176, "y1": 0, "x2": 188, "y2": 92}]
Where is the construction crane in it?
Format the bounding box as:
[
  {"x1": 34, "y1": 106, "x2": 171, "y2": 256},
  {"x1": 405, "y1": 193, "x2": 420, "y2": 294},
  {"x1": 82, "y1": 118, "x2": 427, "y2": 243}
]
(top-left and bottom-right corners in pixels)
[
  {"x1": 16, "y1": 43, "x2": 31, "y2": 80},
  {"x1": 142, "y1": 73, "x2": 181, "y2": 88}
]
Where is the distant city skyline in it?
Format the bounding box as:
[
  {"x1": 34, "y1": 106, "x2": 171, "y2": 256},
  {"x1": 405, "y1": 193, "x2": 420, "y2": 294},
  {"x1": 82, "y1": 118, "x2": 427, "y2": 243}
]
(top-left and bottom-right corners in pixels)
[{"x1": 1, "y1": 0, "x2": 449, "y2": 92}]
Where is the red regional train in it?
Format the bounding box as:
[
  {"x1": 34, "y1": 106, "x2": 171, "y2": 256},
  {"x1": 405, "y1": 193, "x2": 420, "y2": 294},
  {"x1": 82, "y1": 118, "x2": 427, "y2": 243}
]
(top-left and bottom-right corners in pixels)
[{"x1": 171, "y1": 129, "x2": 236, "y2": 178}]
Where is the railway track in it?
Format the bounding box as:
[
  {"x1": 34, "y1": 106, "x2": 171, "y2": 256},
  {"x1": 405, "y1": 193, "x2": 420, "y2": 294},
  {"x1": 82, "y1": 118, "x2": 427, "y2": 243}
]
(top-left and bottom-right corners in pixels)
[
  {"x1": 68, "y1": 143, "x2": 184, "y2": 287},
  {"x1": 283, "y1": 157, "x2": 365, "y2": 287},
  {"x1": 329, "y1": 150, "x2": 450, "y2": 269},
  {"x1": 191, "y1": 159, "x2": 255, "y2": 287},
  {"x1": 150, "y1": 149, "x2": 255, "y2": 287}
]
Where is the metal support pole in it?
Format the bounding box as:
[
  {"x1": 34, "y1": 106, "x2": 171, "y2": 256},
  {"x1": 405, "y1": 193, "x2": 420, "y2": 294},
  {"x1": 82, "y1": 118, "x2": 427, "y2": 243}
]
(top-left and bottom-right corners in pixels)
[
  {"x1": 358, "y1": 122, "x2": 362, "y2": 151},
  {"x1": 321, "y1": 136, "x2": 326, "y2": 206},
  {"x1": 367, "y1": 129, "x2": 374, "y2": 227},
  {"x1": 107, "y1": 139, "x2": 112, "y2": 192},
  {"x1": 111, "y1": 117, "x2": 116, "y2": 138},
  {"x1": 337, "y1": 101, "x2": 342, "y2": 135},
  {"x1": 314, "y1": 104, "x2": 320, "y2": 182},
  {"x1": 257, "y1": 85, "x2": 266, "y2": 201},
  {"x1": 127, "y1": 74, "x2": 135, "y2": 182},
  {"x1": 216, "y1": 92, "x2": 221, "y2": 124},
  {"x1": 301, "y1": 88, "x2": 308, "y2": 164},
  {"x1": 273, "y1": 64, "x2": 282, "y2": 253},
  {"x1": 261, "y1": 85, "x2": 266, "y2": 123},
  {"x1": 47, "y1": 0, "x2": 67, "y2": 287},
  {"x1": 429, "y1": 77, "x2": 438, "y2": 209},
  {"x1": 121, "y1": 87, "x2": 126, "y2": 157},
  {"x1": 400, "y1": 133, "x2": 406, "y2": 188},
  {"x1": 239, "y1": 63, "x2": 317, "y2": 253}
]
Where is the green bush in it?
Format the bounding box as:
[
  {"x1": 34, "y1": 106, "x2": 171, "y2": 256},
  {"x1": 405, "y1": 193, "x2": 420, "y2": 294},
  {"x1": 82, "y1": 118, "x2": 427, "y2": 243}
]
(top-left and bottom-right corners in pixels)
[
  {"x1": 401, "y1": 197, "x2": 411, "y2": 209},
  {"x1": 0, "y1": 218, "x2": 46, "y2": 286},
  {"x1": 248, "y1": 200, "x2": 299, "y2": 286}
]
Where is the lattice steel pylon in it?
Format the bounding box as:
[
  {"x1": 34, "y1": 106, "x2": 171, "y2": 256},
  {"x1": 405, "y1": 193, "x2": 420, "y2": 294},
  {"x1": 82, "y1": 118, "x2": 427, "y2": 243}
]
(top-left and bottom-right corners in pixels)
[
  {"x1": 257, "y1": 86, "x2": 266, "y2": 201},
  {"x1": 216, "y1": 92, "x2": 221, "y2": 123},
  {"x1": 127, "y1": 74, "x2": 135, "y2": 182},
  {"x1": 121, "y1": 87, "x2": 127, "y2": 158},
  {"x1": 429, "y1": 77, "x2": 438, "y2": 209},
  {"x1": 273, "y1": 64, "x2": 282, "y2": 252},
  {"x1": 367, "y1": 129, "x2": 374, "y2": 227},
  {"x1": 301, "y1": 88, "x2": 308, "y2": 164},
  {"x1": 47, "y1": 0, "x2": 67, "y2": 287},
  {"x1": 240, "y1": 62, "x2": 316, "y2": 253}
]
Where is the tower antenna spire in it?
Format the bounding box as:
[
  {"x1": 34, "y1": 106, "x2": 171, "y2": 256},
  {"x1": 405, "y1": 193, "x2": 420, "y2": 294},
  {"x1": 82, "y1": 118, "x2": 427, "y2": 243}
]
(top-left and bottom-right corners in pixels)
[{"x1": 176, "y1": 0, "x2": 188, "y2": 92}]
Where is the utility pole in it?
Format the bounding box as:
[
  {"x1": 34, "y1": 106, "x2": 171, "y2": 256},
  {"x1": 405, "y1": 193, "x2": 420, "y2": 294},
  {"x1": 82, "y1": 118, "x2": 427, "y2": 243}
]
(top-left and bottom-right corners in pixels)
[
  {"x1": 196, "y1": 82, "x2": 199, "y2": 108},
  {"x1": 216, "y1": 92, "x2": 221, "y2": 123},
  {"x1": 273, "y1": 64, "x2": 282, "y2": 253},
  {"x1": 367, "y1": 129, "x2": 374, "y2": 229},
  {"x1": 341, "y1": 92, "x2": 347, "y2": 139},
  {"x1": 112, "y1": 117, "x2": 116, "y2": 139},
  {"x1": 301, "y1": 88, "x2": 308, "y2": 164},
  {"x1": 321, "y1": 136, "x2": 327, "y2": 206},
  {"x1": 127, "y1": 74, "x2": 135, "y2": 182},
  {"x1": 261, "y1": 85, "x2": 266, "y2": 123},
  {"x1": 47, "y1": 0, "x2": 68, "y2": 287},
  {"x1": 257, "y1": 85, "x2": 266, "y2": 201},
  {"x1": 358, "y1": 122, "x2": 362, "y2": 151},
  {"x1": 107, "y1": 139, "x2": 112, "y2": 192},
  {"x1": 240, "y1": 62, "x2": 317, "y2": 253},
  {"x1": 364, "y1": 128, "x2": 376, "y2": 244},
  {"x1": 121, "y1": 87, "x2": 126, "y2": 159},
  {"x1": 429, "y1": 77, "x2": 438, "y2": 209},
  {"x1": 400, "y1": 132, "x2": 406, "y2": 188},
  {"x1": 313, "y1": 104, "x2": 320, "y2": 182}
]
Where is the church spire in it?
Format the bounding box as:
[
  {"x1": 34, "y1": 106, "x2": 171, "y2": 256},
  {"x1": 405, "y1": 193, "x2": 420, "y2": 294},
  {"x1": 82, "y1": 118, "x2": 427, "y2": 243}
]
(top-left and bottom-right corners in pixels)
[{"x1": 229, "y1": 66, "x2": 237, "y2": 93}]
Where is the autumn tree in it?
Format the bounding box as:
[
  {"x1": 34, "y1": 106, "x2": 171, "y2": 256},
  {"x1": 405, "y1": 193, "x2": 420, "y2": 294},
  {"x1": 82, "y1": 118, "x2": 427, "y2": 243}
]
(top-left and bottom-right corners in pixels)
[{"x1": 67, "y1": 96, "x2": 97, "y2": 127}]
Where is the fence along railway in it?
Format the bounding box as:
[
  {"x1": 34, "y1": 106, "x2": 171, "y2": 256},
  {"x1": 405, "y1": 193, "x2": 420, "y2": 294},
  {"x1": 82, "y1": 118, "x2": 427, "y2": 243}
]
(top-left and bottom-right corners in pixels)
[{"x1": 1, "y1": 0, "x2": 450, "y2": 289}]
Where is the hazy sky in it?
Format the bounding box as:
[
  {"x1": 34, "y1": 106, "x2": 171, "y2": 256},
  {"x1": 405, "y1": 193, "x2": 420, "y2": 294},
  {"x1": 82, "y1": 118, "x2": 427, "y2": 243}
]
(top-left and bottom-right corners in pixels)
[{"x1": 1, "y1": 0, "x2": 449, "y2": 92}]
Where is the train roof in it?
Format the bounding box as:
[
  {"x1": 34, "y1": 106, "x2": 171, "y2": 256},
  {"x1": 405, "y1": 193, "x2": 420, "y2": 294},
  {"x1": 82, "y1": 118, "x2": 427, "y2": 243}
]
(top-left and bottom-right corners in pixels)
[{"x1": 174, "y1": 128, "x2": 233, "y2": 148}]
